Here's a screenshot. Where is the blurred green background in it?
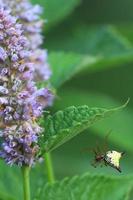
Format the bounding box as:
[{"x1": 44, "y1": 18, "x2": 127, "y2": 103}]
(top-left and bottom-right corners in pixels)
[
  {"x1": 40, "y1": 0, "x2": 133, "y2": 178},
  {"x1": 1, "y1": 0, "x2": 133, "y2": 198},
  {"x1": 35, "y1": 0, "x2": 133, "y2": 177}
]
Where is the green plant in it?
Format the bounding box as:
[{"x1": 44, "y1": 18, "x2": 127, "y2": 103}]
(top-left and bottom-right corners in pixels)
[{"x1": 0, "y1": 0, "x2": 133, "y2": 199}]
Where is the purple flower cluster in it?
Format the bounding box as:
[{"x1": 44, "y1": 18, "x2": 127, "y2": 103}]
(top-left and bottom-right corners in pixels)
[
  {"x1": 0, "y1": 8, "x2": 53, "y2": 166},
  {"x1": 0, "y1": 0, "x2": 51, "y2": 81}
]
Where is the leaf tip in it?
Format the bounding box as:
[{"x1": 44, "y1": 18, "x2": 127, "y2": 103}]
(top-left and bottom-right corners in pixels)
[
  {"x1": 113, "y1": 98, "x2": 130, "y2": 111},
  {"x1": 122, "y1": 98, "x2": 130, "y2": 108}
]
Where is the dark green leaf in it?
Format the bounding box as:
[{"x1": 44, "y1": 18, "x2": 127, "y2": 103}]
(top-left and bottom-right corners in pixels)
[
  {"x1": 43, "y1": 26, "x2": 133, "y2": 89},
  {"x1": 47, "y1": 25, "x2": 132, "y2": 56},
  {"x1": 35, "y1": 173, "x2": 133, "y2": 200}
]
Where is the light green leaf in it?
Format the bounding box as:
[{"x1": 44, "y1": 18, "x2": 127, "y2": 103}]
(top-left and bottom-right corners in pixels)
[
  {"x1": 31, "y1": 0, "x2": 81, "y2": 30},
  {"x1": 54, "y1": 88, "x2": 133, "y2": 152},
  {"x1": 35, "y1": 173, "x2": 133, "y2": 200},
  {"x1": 39, "y1": 103, "x2": 128, "y2": 154}
]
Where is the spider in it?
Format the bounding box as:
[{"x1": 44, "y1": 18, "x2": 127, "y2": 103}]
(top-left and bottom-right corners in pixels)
[
  {"x1": 91, "y1": 146, "x2": 125, "y2": 173},
  {"x1": 83, "y1": 131, "x2": 125, "y2": 173}
]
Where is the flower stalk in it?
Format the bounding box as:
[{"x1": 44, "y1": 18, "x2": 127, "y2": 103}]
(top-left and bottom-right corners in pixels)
[
  {"x1": 22, "y1": 165, "x2": 31, "y2": 200},
  {"x1": 45, "y1": 152, "x2": 55, "y2": 184}
]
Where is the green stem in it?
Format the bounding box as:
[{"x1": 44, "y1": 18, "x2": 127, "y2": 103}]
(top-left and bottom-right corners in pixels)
[
  {"x1": 45, "y1": 152, "x2": 55, "y2": 184},
  {"x1": 22, "y1": 166, "x2": 31, "y2": 200}
]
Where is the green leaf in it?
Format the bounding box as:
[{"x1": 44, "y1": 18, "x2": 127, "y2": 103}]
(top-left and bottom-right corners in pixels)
[
  {"x1": 0, "y1": 161, "x2": 48, "y2": 200},
  {"x1": 117, "y1": 25, "x2": 133, "y2": 44},
  {"x1": 43, "y1": 27, "x2": 133, "y2": 89},
  {"x1": 39, "y1": 103, "x2": 128, "y2": 154},
  {"x1": 48, "y1": 52, "x2": 99, "y2": 88},
  {"x1": 35, "y1": 173, "x2": 133, "y2": 200},
  {"x1": 0, "y1": 161, "x2": 21, "y2": 200},
  {"x1": 54, "y1": 88, "x2": 133, "y2": 152},
  {"x1": 40, "y1": 48, "x2": 133, "y2": 89},
  {"x1": 31, "y1": 0, "x2": 81, "y2": 30},
  {"x1": 47, "y1": 25, "x2": 132, "y2": 55},
  {"x1": 0, "y1": 193, "x2": 14, "y2": 200}
]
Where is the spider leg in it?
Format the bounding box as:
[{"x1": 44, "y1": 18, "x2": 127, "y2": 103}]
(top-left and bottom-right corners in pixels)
[
  {"x1": 95, "y1": 141, "x2": 103, "y2": 155},
  {"x1": 100, "y1": 162, "x2": 104, "y2": 168},
  {"x1": 96, "y1": 145, "x2": 102, "y2": 154},
  {"x1": 104, "y1": 159, "x2": 108, "y2": 167},
  {"x1": 92, "y1": 148, "x2": 99, "y2": 156},
  {"x1": 97, "y1": 157, "x2": 105, "y2": 168},
  {"x1": 82, "y1": 146, "x2": 98, "y2": 156},
  {"x1": 91, "y1": 160, "x2": 98, "y2": 168},
  {"x1": 80, "y1": 147, "x2": 90, "y2": 154},
  {"x1": 91, "y1": 157, "x2": 103, "y2": 168},
  {"x1": 103, "y1": 129, "x2": 112, "y2": 152}
]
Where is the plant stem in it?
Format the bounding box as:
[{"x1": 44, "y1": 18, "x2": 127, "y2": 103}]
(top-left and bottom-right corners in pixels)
[
  {"x1": 22, "y1": 165, "x2": 31, "y2": 200},
  {"x1": 45, "y1": 152, "x2": 55, "y2": 184}
]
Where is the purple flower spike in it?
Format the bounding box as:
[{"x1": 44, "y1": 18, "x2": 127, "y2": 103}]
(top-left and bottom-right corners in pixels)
[
  {"x1": 0, "y1": 0, "x2": 51, "y2": 81},
  {"x1": 0, "y1": 8, "x2": 51, "y2": 167},
  {"x1": 0, "y1": 47, "x2": 7, "y2": 61}
]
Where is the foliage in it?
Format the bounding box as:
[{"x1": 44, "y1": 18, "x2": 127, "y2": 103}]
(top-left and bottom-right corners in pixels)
[
  {"x1": 54, "y1": 89, "x2": 133, "y2": 152},
  {"x1": 35, "y1": 173, "x2": 133, "y2": 200},
  {"x1": 1, "y1": 0, "x2": 133, "y2": 199},
  {"x1": 39, "y1": 104, "x2": 128, "y2": 153}
]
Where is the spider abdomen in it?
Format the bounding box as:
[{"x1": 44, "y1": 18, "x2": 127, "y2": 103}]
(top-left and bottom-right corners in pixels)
[{"x1": 104, "y1": 150, "x2": 124, "y2": 172}]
